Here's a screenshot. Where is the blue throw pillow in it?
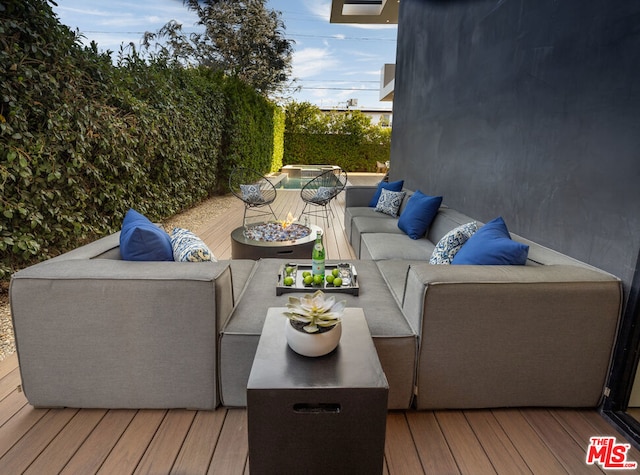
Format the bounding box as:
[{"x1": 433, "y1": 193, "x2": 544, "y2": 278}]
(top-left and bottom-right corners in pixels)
[
  {"x1": 369, "y1": 179, "x2": 404, "y2": 207},
  {"x1": 120, "y1": 209, "x2": 174, "y2": 261},
  {"x1": 452, "y1": 216, "x2": 529, "y2": 265},
  {"x1": 397, "y1": 190, "x2": 443, "y2": 239}
]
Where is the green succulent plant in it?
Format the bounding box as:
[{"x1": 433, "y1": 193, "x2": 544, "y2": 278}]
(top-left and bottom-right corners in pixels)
[{"x1": 283, "y1": 290, "x2": 346, "y2": 333}]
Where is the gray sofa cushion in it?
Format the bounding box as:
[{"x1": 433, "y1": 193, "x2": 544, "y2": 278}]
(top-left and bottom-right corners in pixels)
[
  {"x1": 426, "y1": 207, "x2": 480, "y2": 245},
  {"x1": 344, "y1": 206, "x2": 394, "y2": 240},
  {"x1": 219, "y1": 258, "x2": 418, "y2": 409},
  {"x1": 228, "y1": 260, "x2": 258, "y2": 305},
  {"x1": 360, "y1": 233, "x2": 435, "y2": 261},
  {"x1": 344, "y1": 187, "x2": 414, "y2": 241},
  {"x1": 351, "y1": 216, "x2": 405, "y2": 257}
]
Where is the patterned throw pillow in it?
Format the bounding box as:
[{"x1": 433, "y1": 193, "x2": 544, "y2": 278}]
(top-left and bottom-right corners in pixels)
[
  {"x1": 312, "y1": 186, "x2": 335, "y2": 203},
  {"x1": 369, "y1": 179, "x2": 404, "y2": 207},
  {"x1": 429, "y1": 221, "x2": 478, "y2": 264},
  {"x1": 240, "y1": 184, "x2": 264, "y2": 204},
  {"x1": 375, "y1": 188, "x2": 406, "y2": 217},
  {"x1": 170, "y1": 228, "x2": 216, "y2": 262}
]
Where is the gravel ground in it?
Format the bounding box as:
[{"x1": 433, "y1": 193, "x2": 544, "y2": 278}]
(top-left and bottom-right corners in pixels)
[
  {"x1": 0, "y1": 283, "x2": 12, "y2": 362},
  {"x1": 0, "y1": 194, "x2": 237, "y2": 362}
]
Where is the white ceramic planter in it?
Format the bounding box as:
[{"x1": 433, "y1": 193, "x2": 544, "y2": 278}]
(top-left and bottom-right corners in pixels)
[{"x1": 285, "y1": 320, "x2": 342, "y2": 357}]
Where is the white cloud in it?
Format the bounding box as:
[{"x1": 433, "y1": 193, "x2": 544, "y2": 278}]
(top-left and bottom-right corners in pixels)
[
  {"x1": 304, "y1": 0, "x2": 331, "y2": 22},
  {"x1": 348, "y1": 23, "x2": 398, "y2": 31},
  {"x1": 293, "y1": 47, "x2": 340, "y2": 79},
  {"x1": 99, "y1": 15, "x2": 146, "y2": 28},
  {"x1": 56, "y1": 6, "x2": 112, "y2": 17}
]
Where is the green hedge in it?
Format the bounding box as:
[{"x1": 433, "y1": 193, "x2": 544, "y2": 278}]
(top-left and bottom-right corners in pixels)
[
  {"x1": 216, "y1": 78, "x2": 279, "y2": 192},
  {"x1": 0, "y1": 1, "x2": 281, "y2": 278},
  {"x1": 271, "y1": 107, "x2": 285, "y2": 173},
  {"x1": 283, "y1": 131, "x2": 391, "y2": 171}
]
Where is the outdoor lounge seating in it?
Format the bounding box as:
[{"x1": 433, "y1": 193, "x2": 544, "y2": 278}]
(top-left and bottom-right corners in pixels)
[
  {"x1": 229, "y1": 167, "x2": 278, "y2": 226},
  {"x1": 9, "y1": 182, "x2": 623, "y2": 412},
  {"x1": 344, "y1": 183, "x2": 623, "y2": 408},
  {"x1": 299, "y1": 167, "x2": 348, "y2": 229}
]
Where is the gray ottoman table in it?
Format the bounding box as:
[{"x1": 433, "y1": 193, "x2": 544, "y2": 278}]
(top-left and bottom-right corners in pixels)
[{"x1": 247, "y1": 307, "x2": 388, "y2": 474}]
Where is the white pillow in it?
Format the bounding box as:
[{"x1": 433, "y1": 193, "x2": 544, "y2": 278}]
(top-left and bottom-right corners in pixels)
[{"x1": 429, "y1": 222, "x2": 478, "y2": 264}]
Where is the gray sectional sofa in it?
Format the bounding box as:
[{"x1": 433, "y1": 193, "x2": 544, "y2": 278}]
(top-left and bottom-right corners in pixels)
[
  {"x1": 344, "y1": 184, "x2": 623, "y2": 409},
  {"x1": 9, "y1": 184, "x2": 623, "y2": 411}
]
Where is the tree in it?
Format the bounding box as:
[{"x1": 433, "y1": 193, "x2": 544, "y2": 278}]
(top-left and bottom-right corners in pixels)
[
  {"x1": 285, "y1": 102, "x2": 380, "y2": 140},
  {"x1": 143, "y1": 0, "x2": 293, "y2": 97},
  {"x1": 284, "y1": 102, "x2": 329, "y2": 134}
]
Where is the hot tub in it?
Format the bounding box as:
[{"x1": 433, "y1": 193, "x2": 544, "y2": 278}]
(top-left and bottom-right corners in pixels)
[{"x1": 281, "y1": 164, "x2": 341, "y2": 180}]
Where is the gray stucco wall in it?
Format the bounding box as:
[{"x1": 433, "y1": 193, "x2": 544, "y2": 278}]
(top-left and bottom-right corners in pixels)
[{"x1": 391, "y1": 0, "x2": 640, "y2": 290}]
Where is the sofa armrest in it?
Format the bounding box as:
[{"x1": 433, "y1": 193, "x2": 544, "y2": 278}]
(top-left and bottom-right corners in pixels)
[
  {"x1": 403, "y1": 263, "x2": 622, "y2": 335},
  {"x1": 345, "y1": 185, "x2": 378, "y2": 208},
  {"x1": 10, "y1": 258, "x2": 233, "y2": 409},
  {"x1": 46, "y1": 232, "x2": 123, "y2": 261},
  {"x1": 403, "y1": 263, "x2": 623, "y2": 409}
]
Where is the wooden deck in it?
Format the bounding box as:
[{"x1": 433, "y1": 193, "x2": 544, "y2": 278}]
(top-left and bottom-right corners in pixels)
[{"x1": 1, "y1": 173, "x2": 638, "y2": 474}]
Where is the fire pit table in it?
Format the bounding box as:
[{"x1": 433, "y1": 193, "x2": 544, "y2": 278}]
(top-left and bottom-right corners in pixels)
[{"x1": 231, "y1": 222, "x2": 322, "y2": 260}]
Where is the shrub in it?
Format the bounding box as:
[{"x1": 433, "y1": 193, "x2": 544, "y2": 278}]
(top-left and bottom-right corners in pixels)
[{"x1": 0, "y1": 1, "x2": 282, "y2": 278}]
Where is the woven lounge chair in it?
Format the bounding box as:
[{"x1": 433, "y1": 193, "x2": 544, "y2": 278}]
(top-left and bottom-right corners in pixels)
[
  {"x1": 299, "y1": 168, "x2": 348, "y2": 229},
  {"x1": 229, "y1": 167, "x2": 278, "y2": 226}
]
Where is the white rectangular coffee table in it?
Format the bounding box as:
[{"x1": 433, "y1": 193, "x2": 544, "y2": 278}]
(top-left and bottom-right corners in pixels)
[{"x1": 247, "y1": 307, "x2": 388, "y2": 475}]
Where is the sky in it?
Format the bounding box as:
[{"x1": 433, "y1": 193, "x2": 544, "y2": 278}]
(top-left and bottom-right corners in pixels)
[{"x1": 52, "y1": 0, "x2": 398, "y2": 110}]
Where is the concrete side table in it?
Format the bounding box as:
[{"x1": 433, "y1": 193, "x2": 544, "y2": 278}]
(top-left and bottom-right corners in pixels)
[{"x1": 247, "y1": 307, "x2": 389, "y2": 475}]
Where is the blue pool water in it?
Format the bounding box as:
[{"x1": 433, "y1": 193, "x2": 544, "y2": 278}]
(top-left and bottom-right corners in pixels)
[{"x1": 276, "y1": 177, "x2": 312, "y2": 189}]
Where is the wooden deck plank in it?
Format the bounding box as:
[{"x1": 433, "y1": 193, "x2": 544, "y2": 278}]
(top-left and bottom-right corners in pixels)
[
  {"x1": 0, "y1": 389, "x2": 28, "y2": 428},
  {"x1": 492, "y1": 409, "x2": 567, "y2": 474},
  {"x1": 464, "y1": 410, "x2": 531, "y2": 474},
  {"x1": 199, "y1": 199, "x2": 244, "y2": 260},
  {"x1": 24, "y1": 409, "x2": 107, "y2": 475},
  {"x1": 134, "y1": 410, "x2": 197, "y2": 474},
  {"x1": 208, "y1": 408, "x2": 248, "y2": 475},
  {"x1": 406, "y1": 410, "x2": 461, "y2": 474},
  {"x1": 97, "y1": 409, "x2": 166, "y2": 474},
  {"x1": 0, "y1": 404, "x2": 48, "y2": 458},
  {"x1": 436, "y1": 411, "x2": 497, "y2": 474},
  {"x1": 171, "y1": 409, "x2": 227, "y2": 475},
  {"x1": 384, "y1": 412, "x2": 425, "y2": 474},
  {"x1": 521, "y1": 409, "x2": 603, "y2": 474},
  {"x1": 60, "y1": 410, "x2": 138, "y2": 475},
  {"x1": 0, "y1": 354, "x2": 17, "y2": 380},
  {"x1": 0, "y1": 369, "x2": 21, "y2": 405},
  {"x1": 0, "y1": 408, "x2": 78, "y2": 474}
]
